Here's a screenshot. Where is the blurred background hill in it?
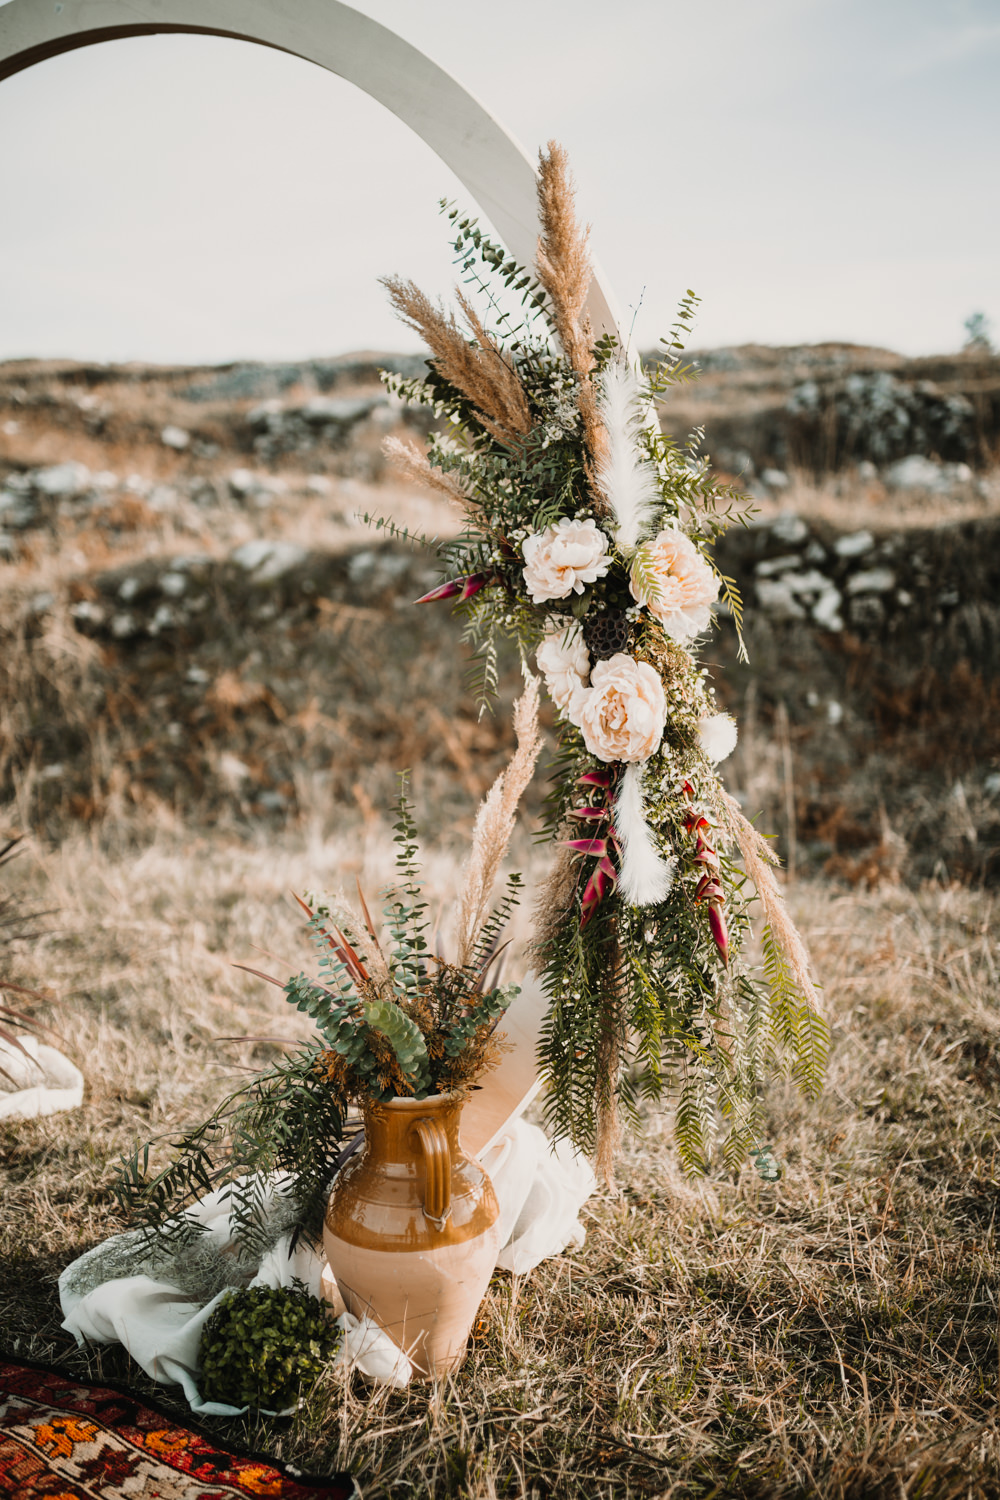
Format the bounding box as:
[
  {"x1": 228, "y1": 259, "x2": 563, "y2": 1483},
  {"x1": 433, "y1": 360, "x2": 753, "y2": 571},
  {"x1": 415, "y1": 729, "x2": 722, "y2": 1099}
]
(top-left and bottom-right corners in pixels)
[{"x1": 1, "y1": 340, "x2": 998, "y2": 885}]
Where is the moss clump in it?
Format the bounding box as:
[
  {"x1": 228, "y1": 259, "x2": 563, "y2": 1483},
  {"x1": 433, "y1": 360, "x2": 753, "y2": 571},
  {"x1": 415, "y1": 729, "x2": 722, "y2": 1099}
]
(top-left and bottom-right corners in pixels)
[{"x1": 198, "y1": 1286, "x2": 341, "y2": 1410}]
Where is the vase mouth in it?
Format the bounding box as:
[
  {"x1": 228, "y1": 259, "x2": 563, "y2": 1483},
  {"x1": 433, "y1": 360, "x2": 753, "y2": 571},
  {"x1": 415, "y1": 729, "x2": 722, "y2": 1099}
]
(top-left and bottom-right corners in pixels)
[{"x1": 364, "y1": 1089, "x2": 464, "y2": 1114}]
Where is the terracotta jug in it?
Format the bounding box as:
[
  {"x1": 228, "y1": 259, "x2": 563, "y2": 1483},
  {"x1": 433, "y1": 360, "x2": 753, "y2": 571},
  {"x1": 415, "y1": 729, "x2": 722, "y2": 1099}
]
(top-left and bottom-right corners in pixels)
[{"x1": 323, "y1": 1090, "x2": 500, "y2": 1378}]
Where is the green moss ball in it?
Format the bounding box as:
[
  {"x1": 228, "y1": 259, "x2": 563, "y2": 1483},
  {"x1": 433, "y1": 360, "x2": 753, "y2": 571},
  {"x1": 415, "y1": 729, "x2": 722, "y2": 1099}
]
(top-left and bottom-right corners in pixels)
[{"x1": 199, "y1": 1286, "x2": 341, "y2": 1410}]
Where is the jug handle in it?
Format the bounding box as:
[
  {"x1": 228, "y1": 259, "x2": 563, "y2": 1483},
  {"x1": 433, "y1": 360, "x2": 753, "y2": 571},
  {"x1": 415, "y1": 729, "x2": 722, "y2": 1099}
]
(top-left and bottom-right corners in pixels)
[{"x1": 412, "y1": 1118, "x2": 452, "y2": 1231}]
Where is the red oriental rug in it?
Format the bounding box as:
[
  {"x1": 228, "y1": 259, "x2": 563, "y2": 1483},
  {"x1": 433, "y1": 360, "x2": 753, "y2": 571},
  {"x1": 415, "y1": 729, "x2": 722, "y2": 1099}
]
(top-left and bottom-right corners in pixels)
[{"x1": 0, "y1": 1356, "x2": 358, "y2": 1499}]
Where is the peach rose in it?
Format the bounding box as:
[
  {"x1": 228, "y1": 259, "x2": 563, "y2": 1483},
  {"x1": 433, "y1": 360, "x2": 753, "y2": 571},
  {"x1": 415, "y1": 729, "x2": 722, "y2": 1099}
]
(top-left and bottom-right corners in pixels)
[
  {"x1": 536, "y1": 622, "x2": 591, "y2": 715},
  {"x1": 577, "y1": 653, "x2": 666, "y2": 763},
  {"x1": 629, "y1": 527, "x2": 719, "y2": 641},
  {"x1": 522, "y1": 517, "x2": 611, "y2": 604}
]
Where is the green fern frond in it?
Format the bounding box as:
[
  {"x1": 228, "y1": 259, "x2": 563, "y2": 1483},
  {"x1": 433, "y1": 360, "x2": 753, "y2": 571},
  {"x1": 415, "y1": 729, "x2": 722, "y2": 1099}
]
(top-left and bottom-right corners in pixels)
[
  {"x1": 716, "y1": 571, "x2": 749, "y2": 663},
  {"x1": 761, "y1": 924, "x2": 830, "y2": 1099}
]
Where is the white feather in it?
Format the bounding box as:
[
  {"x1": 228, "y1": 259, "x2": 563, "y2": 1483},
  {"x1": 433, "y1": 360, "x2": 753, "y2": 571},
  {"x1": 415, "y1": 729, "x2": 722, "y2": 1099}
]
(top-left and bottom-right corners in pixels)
[
  {"x1": 596, "y1": 362, "x2": 661, "y2": 555},
  {"x1": 614, "y1": 763, "x2": 676, "y2": 906}
]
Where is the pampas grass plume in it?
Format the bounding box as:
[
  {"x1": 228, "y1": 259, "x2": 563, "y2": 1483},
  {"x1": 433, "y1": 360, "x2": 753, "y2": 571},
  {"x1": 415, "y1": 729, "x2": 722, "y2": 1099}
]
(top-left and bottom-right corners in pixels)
[
  {"x1": 720, "y1": 792, "x2": 823, "y2": 1016},
  {"x1": 381, "y1": 435, "x2": 472, "y2": 513},
  {"x1": 455, "y1": 676, "x2": 543, "y2": 967}
]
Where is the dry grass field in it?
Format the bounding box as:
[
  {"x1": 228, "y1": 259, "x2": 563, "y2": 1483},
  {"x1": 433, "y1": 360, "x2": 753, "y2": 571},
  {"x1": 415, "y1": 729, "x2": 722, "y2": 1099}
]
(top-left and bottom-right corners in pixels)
[
  {"x1": 2, "y1": 351, "x2": 999, "y2": 1497},
  {"x1": 2, "y1": 832, "x2": 998, "y2": 1498}
]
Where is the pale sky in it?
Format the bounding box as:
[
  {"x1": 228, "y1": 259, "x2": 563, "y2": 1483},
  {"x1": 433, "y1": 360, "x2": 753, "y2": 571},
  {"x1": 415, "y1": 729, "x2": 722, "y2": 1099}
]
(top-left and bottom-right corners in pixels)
[{"x1": 0, "y1": 0, "x2": 997, "y2": 364}]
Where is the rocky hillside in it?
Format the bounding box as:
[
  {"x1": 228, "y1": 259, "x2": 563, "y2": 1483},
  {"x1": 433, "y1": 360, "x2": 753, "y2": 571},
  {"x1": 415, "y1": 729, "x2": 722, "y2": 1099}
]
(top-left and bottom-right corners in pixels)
[
  {"x1": 1, "y1": 346, "x2": 997, "y2": 885},
  {"x1": 653, "y1": 342, "x2": 1000, "y2": 487}
]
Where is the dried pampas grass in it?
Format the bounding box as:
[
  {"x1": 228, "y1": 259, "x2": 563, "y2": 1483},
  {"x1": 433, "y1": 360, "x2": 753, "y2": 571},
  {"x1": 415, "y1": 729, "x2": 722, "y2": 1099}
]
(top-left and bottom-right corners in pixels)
[
  {"x1": 534, "y1": 142, "x2": 609, "y2": 486},
  {"x1": 535, "y1": 141, "x2": 593, "y2": 371},
  {"x1": 529, "y1": 842, "x2": 580, "y2": 965},
  {"x1": 454, "y1": 676, "x2": 544, "y2": 968},
  {"x1": 381, "y1": 275, "x2": 531, "y2": 447},
  {"x1": 720, "y1": 792, "x2": 823, "y2": 1016},
  {"x1": 381, "y1": 435, "x2": 473, "y2": 513}
]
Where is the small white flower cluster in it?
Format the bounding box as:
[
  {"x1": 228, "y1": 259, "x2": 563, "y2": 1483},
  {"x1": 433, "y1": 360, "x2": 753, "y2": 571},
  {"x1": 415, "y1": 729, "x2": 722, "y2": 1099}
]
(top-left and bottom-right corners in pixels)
[{"x1": 536, "y1": 367, "x2": 582, "y2": 448}]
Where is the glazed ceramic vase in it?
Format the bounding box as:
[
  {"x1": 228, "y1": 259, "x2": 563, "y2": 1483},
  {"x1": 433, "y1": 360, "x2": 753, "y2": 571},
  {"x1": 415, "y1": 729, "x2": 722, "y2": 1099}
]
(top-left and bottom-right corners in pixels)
[{"x1": 323, "y1": 1090, "x2": 500, "y2": 1378}]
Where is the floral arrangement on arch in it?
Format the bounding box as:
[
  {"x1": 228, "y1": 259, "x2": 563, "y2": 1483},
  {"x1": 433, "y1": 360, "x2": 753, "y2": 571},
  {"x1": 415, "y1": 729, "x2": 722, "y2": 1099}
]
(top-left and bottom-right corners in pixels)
[{"x1": 377, "y1": 143, "x2": 828, "y2": 1179}]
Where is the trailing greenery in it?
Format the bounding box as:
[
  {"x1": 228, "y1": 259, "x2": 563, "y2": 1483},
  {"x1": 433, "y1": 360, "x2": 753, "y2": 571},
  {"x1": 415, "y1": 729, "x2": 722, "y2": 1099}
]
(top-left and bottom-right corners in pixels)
[
  {"x1": 114, "y1": 781, "x2": 520, "y2": 1251},
  {"x1": 198, "y1": 1286, "x2": 341, "y2": 1410},
  {"x1": 113, "y1": 1040, "x2": 346, "y2": 1254},
  {"x1": 375, "y1": 172, "x2": 828, "y2": 1176}
]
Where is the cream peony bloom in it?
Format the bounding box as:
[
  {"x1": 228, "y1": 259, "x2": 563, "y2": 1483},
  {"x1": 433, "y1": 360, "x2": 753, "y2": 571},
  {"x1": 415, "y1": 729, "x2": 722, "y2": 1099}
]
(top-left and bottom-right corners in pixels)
[
  {"x1": 698, "y1": 711, "x2": 738, "y2": 764},
  {"x1": 536, "y1": 622, "x2": 591, "y2": 715},
  {"x1": 577, "y1": 653, "x2": 666, "y2": 764},
  {"x1": 522, "y1": 517, "x2": 611, "y2": 604},
  {"x1": 629, "y1": 527, "x2": 719, "y2": 642}
]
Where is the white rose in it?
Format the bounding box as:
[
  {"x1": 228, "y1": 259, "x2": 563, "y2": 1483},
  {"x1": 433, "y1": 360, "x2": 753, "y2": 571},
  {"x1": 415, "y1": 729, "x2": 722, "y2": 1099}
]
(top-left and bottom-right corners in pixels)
[
  {"x1": 536, "y1": 622, "x2": 591, "y2": 715},
  {"x1": 629, "y1": 527, "x2": 719, "y2": 642},
  {"x1": 698, "y1": 711, "x2": 738, "y2": 764},
  {"x1": 522, "y1": 517, "x2": 611, "y2": 604},
  {"x1": 577, "y1": 653, "x2": 667, "y2": 764}
]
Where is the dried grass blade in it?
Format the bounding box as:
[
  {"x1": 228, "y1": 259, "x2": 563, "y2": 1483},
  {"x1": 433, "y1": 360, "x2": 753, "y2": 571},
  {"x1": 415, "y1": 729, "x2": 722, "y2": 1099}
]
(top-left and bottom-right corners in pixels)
[{"x1": 231, "y1": 963, "x2": 285, "y2": 989}]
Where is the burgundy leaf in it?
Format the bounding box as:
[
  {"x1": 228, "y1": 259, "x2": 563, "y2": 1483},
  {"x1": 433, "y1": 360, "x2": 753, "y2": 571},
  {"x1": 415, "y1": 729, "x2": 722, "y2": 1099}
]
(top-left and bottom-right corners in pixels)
[
  {"x1": 694, "y1": 875, "x2": 725, "y2": 904},
  {"x1": 355, "y1": 879, "x2": 384, "y2": 954},
  {"x1": 460, "y1": 572, "x2": 493, "y2": 601},
  {"x1": 562, "y1": 837, "x2": 609, "y2": 856},
  {"x1": 581, "y1": 864, "x2": 615, "y2": 926},
  {"x1": 578, "y1": 769, "x2": 612, "y2": 788},
  {"x1": 708, "y1": 903, "x2": 730, "y2": 965},
  {"x1": 415, "y1": 578, "x2": 464, "y2": 603},
  {"x1": 415, "y1": 572, "x2": 491, "y2": 604}
]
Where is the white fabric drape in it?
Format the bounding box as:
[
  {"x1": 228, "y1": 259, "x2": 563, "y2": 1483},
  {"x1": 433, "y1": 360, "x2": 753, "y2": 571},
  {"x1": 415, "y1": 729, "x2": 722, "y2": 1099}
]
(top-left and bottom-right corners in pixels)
[
  {"x1": 59, "y1": 1116, "x2": 595, "y2": 1412},
  {"x1": 0, "y1": 1035, "x2": 84, "y2": 1120}
]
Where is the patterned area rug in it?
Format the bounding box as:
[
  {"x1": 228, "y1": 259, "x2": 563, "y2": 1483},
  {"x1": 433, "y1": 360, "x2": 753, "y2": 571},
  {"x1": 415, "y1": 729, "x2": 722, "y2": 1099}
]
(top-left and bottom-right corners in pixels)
[{"x1": 0, "y1": 1356, "x2": 357, "y2": 1498}]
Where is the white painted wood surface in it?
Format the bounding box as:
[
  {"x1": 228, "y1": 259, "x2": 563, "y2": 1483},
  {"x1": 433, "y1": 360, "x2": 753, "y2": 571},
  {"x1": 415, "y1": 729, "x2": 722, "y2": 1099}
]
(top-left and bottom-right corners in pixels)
[{"x1": 0, "y1": 0, "x2": 621, "y2": 338}]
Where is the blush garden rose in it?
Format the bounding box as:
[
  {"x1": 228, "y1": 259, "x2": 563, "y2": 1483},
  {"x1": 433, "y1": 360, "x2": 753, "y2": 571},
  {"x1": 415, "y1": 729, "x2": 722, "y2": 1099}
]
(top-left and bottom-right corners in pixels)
[
  {"x1": 629, "y1": 527, "x2": 719, "y2": 642},
  {"x1": 536, "y1": 622, "x2": 591, "y2": 715},
  {"x1": 577, "y1": 653, "x2": 667, "y2": 764},
  {"x1": 522, "y1": 517, "x2": 611, "y2": 604}
]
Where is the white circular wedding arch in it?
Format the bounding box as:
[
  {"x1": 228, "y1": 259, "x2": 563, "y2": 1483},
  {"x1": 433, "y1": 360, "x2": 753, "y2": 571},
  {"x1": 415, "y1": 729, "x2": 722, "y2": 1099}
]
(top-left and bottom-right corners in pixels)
[{"x1": 0, "y1": 0, "x2": 620, "y2": 338}]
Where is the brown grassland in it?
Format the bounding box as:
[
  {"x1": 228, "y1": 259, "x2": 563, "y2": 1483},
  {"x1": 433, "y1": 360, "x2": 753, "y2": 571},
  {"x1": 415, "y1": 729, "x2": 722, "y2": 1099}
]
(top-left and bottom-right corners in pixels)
[
  {"x1": 2, "y1": 835, "x2": 998, "y2": 1498},
  {"x1": 1, "y1": 356, "x2": 999, "y2": 1497}
]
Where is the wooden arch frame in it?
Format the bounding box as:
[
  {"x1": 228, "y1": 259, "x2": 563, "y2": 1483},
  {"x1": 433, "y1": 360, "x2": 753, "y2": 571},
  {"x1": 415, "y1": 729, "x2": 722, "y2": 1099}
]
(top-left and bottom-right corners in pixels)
[{"x1": 0, "y1": 0, "x2": 620, "y2": 338}]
